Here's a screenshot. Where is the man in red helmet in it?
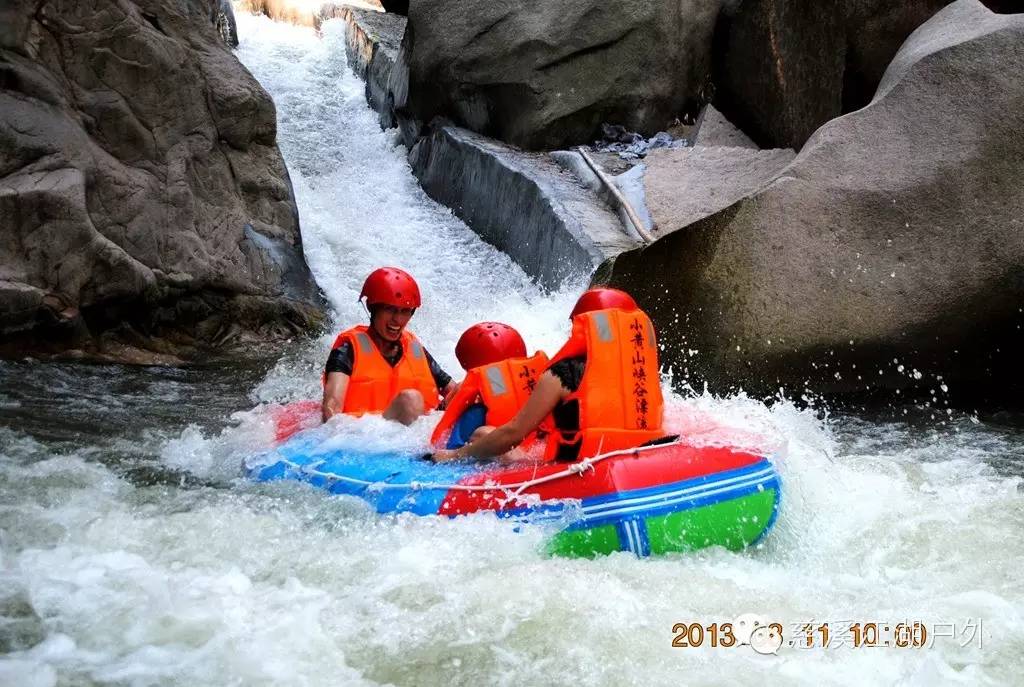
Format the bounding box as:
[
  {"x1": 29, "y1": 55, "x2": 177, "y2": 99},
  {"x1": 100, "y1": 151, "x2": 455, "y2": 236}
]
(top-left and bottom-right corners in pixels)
[
  {"x1": 430, "y1": 287, "x2": 665, "y2": 462},
  {"x1": 322, "y1": 267, "x2": 456, "y2": 425}
]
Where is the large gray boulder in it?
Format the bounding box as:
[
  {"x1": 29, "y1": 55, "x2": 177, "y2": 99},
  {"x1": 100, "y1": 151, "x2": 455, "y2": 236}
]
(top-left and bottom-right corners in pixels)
[
  {"x1": 641, "y1": 146, "x2": 795, "y2": 239},
  {"x1": 399, "y1": 0, "x2": 724, "y2": 151},
  {"x1": 605, "y1": 0, "x2": 1024, "y2": 401},
  {"x1": 0, "y1": 0, "x2": 324, "y2": 363}
]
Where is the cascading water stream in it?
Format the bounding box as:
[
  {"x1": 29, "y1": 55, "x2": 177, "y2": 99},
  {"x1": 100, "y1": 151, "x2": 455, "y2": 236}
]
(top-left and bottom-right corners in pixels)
[{"x1": 0, "y1": 11, "x2": 1021, "y2": 687}]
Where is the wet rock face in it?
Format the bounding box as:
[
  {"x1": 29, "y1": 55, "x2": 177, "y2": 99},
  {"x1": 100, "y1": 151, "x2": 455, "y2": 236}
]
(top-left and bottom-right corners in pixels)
[
  {"x1": 340, "y1": 6, "x2": 405, "y2": 130},
  {"x1": 712, "y1": 0, "x2": 956, "y2": 150},
  {"x1": 400, "y1": 0, "x2": 724, "y2": 151},
  {"x1": 606, "y1": 0, "x2": 1024, "y2": 402},
  {"x1": 409, "y1": 126, "x2": 635, "y2": 289},
  {"x1": 0, "y1": 0, "x2": 324, "y2": 363}
]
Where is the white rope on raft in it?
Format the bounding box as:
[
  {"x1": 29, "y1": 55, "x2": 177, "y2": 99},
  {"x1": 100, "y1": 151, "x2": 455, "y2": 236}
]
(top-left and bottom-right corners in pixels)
[{"x1": 276, "y1": 438, "x2": 679, "y2": 495}]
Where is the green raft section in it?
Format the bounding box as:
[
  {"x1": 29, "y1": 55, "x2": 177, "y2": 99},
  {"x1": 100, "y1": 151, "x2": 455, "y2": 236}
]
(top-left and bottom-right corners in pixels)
[{"x1": 546, "y1": 487, "x2": 780, "y2": 558}]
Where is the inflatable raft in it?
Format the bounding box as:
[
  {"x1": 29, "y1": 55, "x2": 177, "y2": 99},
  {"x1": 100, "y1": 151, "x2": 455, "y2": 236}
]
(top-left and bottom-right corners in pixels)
[{"x1": 246, "y1": 421, "x2": 781, "y2": 558}]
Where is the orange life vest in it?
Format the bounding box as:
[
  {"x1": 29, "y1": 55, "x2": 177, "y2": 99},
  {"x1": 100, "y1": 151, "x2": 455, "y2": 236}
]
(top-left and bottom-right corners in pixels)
[
  {"x1": 430, "y1": 352, "x2": 551, "y2": 448},
  {"x1": 543, "y1": 307, "x2": 665, "y2": 461},
  {"x1": 331, "y1": 326, "x2": 440, "y2": 416}
]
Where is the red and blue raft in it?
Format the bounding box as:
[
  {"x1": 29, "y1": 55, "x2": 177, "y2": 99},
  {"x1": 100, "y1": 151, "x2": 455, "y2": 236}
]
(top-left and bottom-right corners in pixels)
[{"x1": 246, "y1": 412, "x2": 781, "y2": 558}]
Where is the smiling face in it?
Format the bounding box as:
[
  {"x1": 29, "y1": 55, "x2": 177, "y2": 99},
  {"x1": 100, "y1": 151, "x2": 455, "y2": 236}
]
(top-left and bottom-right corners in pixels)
[{"x1": 370, "y1": 304, "x2": 415, "y2": 343}]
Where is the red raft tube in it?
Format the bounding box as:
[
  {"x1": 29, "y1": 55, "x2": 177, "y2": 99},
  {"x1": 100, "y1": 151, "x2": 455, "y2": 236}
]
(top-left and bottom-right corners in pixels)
[{"x1": 442, "y1": 440, "x2": 780, "y2": 557}]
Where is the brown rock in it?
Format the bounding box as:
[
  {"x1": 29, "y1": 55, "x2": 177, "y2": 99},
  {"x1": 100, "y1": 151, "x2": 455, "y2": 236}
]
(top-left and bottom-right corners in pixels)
[
  {"x1": 606, "y1": 0, "x2": 1024, "y2": 402},
  {"x1": 0, "y1": 0, "x2": 324, "y2": 363},
  {"x1": 399, "y1": 0, "x2": 725, "y2": 151}
]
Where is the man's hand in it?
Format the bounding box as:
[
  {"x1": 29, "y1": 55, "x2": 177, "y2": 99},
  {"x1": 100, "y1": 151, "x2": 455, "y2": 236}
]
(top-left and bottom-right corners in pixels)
[
  {"x1": 442, "y1": 380, "x2": 461, "y2": 408},
  {"x1": 498, "y1": 451, "x2": 531, "y2": 466},
  {"x1": 430, "y1": 448, "x2": 462, "y2": 463}
]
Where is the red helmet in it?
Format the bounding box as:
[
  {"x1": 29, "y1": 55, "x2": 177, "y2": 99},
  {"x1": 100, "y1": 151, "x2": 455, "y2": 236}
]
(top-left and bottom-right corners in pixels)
[
  {"x1": 570, "y1": 287, "x2": 638, "y2": 318},
  {"x1": 455, "y1": 322, "x2": 527, "y2": 370},
  {"x1": 359, "y1": 267, "x2": 421, "y2": 308}
]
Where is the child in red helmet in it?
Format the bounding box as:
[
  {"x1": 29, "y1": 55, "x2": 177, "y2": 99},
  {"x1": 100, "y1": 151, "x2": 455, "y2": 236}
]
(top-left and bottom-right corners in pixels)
[
  {"x1": 430, "y1": 322, "x2": 551, "y2": 452},
  {"x1": 322, "y1": 267, "x2": 457, "y2": 425}
]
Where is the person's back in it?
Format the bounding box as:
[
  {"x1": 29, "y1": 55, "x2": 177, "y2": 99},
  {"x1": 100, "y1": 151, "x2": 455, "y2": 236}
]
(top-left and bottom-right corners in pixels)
[
  {"x1": 543, "y1": 297, "x2": 665, "y2": 462},
  {"x1": 429, "y1": 288, "x2": 666, "y2": 464}
]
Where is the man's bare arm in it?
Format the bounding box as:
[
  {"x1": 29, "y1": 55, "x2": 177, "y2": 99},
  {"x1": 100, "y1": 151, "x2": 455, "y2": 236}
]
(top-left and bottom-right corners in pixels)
[
  {"x1": 322, "y1": 372, "x2": 350, "y2": 422},
  {"x1": 431, "y1": 371, "x2": 564, "y2": 461}
]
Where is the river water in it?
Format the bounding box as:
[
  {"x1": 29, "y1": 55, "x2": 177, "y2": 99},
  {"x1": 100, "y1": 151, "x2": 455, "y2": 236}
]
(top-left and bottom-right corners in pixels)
[{"x1": 1, "y1": 12, "x2": 1023, "y2": 687}]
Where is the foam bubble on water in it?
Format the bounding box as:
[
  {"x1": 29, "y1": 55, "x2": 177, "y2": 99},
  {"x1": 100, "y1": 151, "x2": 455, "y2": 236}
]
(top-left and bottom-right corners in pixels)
[
  {"x1": 0, "y1": 658, "x2": 57, "y2": 687},
  {"x1": 160, "y1": 424, "x2": 220, "y2": 477},
  {"x1": 1, "y1": 439, "x2": 554, "y2": 684}
]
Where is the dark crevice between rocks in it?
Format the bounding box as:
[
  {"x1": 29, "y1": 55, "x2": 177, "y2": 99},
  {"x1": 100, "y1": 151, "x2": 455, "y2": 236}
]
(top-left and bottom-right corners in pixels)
[
  {"x1": 707, "y1": 4, "x2": 764, "y2": 148},
  {"x1": 140, "y1": 12, "x2": 167, "y2": 36},
  {"x1": 380, "y1": 0, "x2": 408, "y2": 15},
  {"x1": 981, "y1": 0, "x2": 1024, "y2": 11},
  {"x1": 840, "y1": 52, "x2": 876, "y2": 114},
  {"x1": 708, "y1": 0, "x2": 991, "y2": 150}
]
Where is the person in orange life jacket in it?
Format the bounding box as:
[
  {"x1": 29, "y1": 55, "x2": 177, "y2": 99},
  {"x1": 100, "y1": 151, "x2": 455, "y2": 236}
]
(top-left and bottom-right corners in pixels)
[
  {"x1": 322, "y1": 267, "x2": 457, "y2": 425},
  {"x1": 430, "y1": 322, "x2": 551, "y2": 452},
  {"x1": 429, "y1": 287, "x2": 666, "y2": 463}
]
